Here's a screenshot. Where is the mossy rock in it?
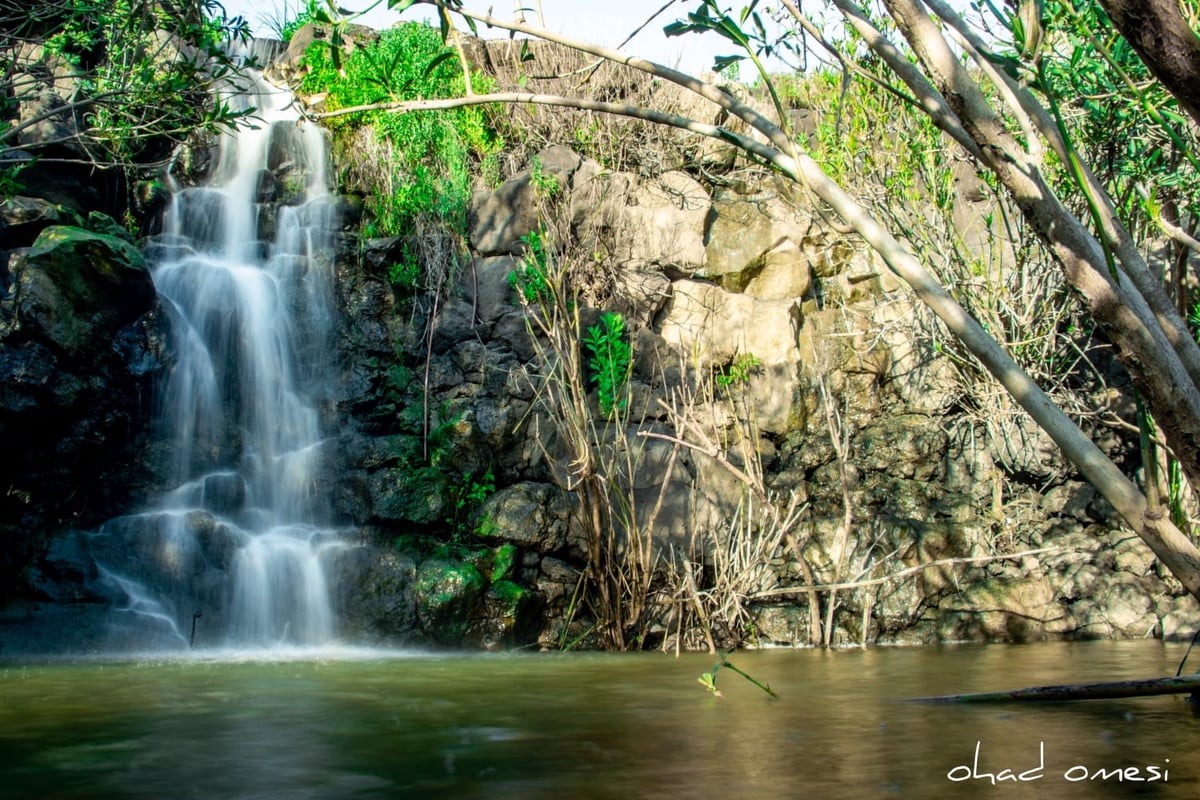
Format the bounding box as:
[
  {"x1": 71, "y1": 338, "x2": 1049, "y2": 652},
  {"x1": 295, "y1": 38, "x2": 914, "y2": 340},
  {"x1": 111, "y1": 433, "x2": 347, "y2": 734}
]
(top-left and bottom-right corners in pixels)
[
  {"x1": 488, "y1": 544, "x2": 518, "y2": 582},
  {"x1": 488, "y1": 579, "x2": 536, "y2": 617},
  {"x1": 414, "y1": 557, "x2": 486, "y2": 642},
  {"x1": 474, "y1": 579, "x2": 544, "y2": 648},
  {"x1": 12, "y1": 223, "x2": 153, "y2": 358},
  {"x1": 369, "y1": 465, "x2": 449, "y2": 524}
]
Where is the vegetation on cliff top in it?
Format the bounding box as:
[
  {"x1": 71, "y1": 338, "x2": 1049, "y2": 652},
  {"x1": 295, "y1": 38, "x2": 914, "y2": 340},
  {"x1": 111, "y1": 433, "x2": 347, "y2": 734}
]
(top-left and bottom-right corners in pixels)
[{"x1": 296, "y1": 20, "x2": 501, "y2": 239}]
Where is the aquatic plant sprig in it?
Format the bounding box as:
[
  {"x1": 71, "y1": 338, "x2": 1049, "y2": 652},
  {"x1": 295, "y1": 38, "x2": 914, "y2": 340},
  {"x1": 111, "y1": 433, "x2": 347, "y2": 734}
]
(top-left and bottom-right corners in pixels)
[{"x1": 699, "y1": 653, "x2": 778, "y2": 698}]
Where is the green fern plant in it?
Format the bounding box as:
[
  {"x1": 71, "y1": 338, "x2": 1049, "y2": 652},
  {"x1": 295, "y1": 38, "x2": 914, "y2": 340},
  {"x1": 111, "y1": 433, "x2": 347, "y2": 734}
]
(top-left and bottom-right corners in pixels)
[{"x1": 584, "y1": 311, "x2": 632, "y2": 418}]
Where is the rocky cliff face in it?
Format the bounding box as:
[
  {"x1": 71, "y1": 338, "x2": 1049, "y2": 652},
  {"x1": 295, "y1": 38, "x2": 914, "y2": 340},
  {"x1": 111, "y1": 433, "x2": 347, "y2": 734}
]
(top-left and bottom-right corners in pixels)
[
  {"x1": 329, "y1": 127, "x2": 1200, "y2": 648},
  {"x1": 0, "y1": 214, "x2": 166, "y2": 616}
]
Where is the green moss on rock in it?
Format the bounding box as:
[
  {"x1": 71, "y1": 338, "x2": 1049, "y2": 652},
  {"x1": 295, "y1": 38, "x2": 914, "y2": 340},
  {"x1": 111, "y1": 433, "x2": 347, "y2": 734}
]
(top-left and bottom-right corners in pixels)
[
  {"x1": 488, "y1": 544, "x2": 518, "y2": 581},
  {"x1": 13, "y1": 224, "x2": 153, "y2": 358},
  {"x1": 414, "y1": 557, "x2": 486, "y2": 642}
]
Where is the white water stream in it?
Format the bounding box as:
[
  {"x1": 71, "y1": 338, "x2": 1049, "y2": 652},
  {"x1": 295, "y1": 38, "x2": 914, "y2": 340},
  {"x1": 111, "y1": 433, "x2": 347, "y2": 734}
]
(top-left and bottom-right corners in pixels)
[{"x1": 97, "y1": 68, "x2": 344, "y2": 649}]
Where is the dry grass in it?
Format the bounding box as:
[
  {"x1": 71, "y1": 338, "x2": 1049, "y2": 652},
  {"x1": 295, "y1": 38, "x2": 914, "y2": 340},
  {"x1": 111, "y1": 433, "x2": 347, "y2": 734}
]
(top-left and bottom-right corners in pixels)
[{"x1": 465, "y1": 38, "x2": 731, "y2": 180}]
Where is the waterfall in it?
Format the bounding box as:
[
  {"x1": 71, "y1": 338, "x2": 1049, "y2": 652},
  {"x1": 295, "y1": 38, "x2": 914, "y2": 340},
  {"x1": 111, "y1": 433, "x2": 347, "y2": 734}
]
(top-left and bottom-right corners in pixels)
[{"x1": 94, "y1": 66, "x2": 345, "y2": 650}]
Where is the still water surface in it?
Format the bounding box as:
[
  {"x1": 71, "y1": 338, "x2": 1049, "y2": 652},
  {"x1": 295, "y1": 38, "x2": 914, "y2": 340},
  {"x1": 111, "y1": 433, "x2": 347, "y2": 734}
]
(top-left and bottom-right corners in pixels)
[{"x1": 0, "y1": 641, "x2": 1197, "y2": 799}]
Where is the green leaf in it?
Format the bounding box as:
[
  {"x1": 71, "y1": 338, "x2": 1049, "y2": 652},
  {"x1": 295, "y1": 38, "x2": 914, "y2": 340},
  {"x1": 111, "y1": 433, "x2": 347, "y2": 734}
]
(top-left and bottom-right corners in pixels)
[
  {"x1": 663, "y1": 20, "x2": 696, "y2": 38},
  {"x1": 752, "y1": 11, "x2": 766, "y2": 42},
  {"x1": 423, "y1": 51, "x2": 455, "y2": 81},
  {"x1": 739, "y1": 0, "x2": 760, "y2": 25},
  {"x1": 713, "y1": 54, "x2": 744, "y2": 72}
]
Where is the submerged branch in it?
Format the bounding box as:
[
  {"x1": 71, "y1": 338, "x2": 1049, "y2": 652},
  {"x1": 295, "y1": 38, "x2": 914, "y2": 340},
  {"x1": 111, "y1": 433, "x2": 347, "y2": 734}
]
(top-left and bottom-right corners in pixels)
[{"x1": 912, "y1": 674, "x2": 1200, "y2": 703}]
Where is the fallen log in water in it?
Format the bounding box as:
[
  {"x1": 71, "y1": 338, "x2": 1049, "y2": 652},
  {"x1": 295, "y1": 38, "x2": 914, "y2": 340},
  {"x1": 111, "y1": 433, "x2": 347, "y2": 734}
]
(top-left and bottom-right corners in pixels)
[{"x1": 911, "y1": 674, "x2": 1200, "y2": 704}]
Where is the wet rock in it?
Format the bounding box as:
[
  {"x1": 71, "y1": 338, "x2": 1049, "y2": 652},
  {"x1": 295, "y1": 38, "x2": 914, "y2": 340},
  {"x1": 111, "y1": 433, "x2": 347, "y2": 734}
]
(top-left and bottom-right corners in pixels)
[
  {"x1": 332, "y1": 544, "x2": 420, "y2": 642},
  {"x1": 0, "y1": 195, "x2": 62, "y2": 247},
  {"x1": 469, "y1": 579, "x2": 544, "y2": 649},
  {"x1": 9, "y1": 224, "x2": 153, "y2": 359},
  {"x1": 191, "y1": 513, "x2": 239, "y2": 572},
  {"x1": 27, "y1": 530, "x2": 105, "y2": 604},
  {"x1": 752, "y1": 605, "x2": 814, "y2": 646},
  {"x1": 202, "y1": 473, "x2": 246, "y2": 515},
  {"x1": 369, "y1": 466, "x2": 449, "y2": 525},
  {"x1": 0, "y1": 215, "x2": 162, "y2": 600},
  {"x1": 415, "y1": 557, "x2": 486, "y2": 643},
  {"x1": 255, "y1": 169, "x2": 279, "y2": 203}
]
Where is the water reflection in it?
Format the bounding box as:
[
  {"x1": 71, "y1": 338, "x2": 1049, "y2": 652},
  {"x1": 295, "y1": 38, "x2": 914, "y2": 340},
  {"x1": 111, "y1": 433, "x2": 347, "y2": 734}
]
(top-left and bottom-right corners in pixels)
[{"x1": 0, "y1": 642, "x2": 1197, "y2": 798}]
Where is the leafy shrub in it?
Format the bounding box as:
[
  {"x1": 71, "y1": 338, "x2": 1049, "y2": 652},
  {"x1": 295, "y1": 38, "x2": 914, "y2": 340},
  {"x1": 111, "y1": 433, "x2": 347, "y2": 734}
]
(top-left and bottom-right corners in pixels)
[
  {"x1": 298, "y1": 22, "x2": 501, "y2": 237},
  {"x1": 3, "y1": 0, "x2": 249, "y2": 169},
  {"x1": 508, "y1": 229, "x2": 553, "y2": 303},
  {"x1": 584, "y1": 311, "x2": 631, "y2": 418},
  {"x1": 388, "y1": 258, "x2": 421, "y2": 291}
]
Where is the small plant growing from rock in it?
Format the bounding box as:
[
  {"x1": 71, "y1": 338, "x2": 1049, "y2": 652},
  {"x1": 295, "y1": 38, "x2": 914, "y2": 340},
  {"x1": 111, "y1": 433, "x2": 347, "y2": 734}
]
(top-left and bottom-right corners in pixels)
[
  {"x1": 583, "y1": 311, "x2": 631, "y2": 418},
  {"x1": 716, "y1": 352, "x2": 762, "y2": 390},
  {"x1": 529, "y1": 156, "x2": 560, "y2": 199},
  {"x1": 446, "y1": 468, "x2": 495, "y2": 536},
  {"x1": 387, "y1": 259, "x2": 421, "y2": 291},
  {"x1": 508, "y1": 229, "x2": 553, "y2": 303}
]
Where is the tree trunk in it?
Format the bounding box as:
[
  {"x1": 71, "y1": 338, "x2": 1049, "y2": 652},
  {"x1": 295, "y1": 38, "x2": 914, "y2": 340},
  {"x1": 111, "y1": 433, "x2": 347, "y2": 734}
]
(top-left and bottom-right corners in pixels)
[
  {"x1": 884, "y1": 0, "x2": 1200, "y2": 494},
  {"x1": 1100, "y1": 0, "x2": 1200, "y2": 131}
]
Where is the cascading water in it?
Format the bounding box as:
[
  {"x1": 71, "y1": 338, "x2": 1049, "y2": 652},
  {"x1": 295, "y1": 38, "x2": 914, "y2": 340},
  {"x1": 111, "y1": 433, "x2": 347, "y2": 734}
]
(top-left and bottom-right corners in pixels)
[{"x1": 93, "y1": 64, "x2": 345, "y2": 650}]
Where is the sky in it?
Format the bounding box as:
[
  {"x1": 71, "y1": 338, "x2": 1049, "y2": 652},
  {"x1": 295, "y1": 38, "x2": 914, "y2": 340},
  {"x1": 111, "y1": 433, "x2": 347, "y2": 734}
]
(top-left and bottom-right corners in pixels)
[{"x1": 218, "y1": 0, "x2": 802, "y2": 76}]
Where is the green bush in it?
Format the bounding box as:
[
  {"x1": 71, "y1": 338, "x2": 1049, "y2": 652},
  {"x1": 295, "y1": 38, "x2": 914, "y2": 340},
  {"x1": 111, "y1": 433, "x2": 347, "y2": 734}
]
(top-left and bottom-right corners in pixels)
[
  {"x1": 508, "y1": 229, "x2": 553, "y2": 303},
  {"x1": 299, "y1": 22, "x2": 501, "y2": 237},
  {"x1": 584, "y1": 311, "x2": 631, "y2": 419},
  {"x1": 3, "y1": 0, "x2": 249, "y2": 170}
]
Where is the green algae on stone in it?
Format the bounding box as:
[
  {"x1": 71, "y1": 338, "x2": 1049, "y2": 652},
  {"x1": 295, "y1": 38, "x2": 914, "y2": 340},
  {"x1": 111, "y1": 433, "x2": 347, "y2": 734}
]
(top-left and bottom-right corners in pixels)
[{"x1": 414, "y1": 557, "x2": 486, "y2": 641}]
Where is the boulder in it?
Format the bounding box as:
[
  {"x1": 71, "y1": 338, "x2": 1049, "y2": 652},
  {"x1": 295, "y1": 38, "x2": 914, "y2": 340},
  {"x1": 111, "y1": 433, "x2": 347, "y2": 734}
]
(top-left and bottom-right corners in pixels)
[
  {"x1": 614, "y1": 171, "x2": 710, "y2": 270},
  {"x1": 469, "y1": 145, "x2": 584, "y2": 255},
  {"x1": 476, "y1": 482, "x2": 570, "y2": 553},
  {"x1": 9, "y1": 225, "x2": 153, "y2": 359},
  {"x1": 656, "y1": 279, "x2": 802, "y2": 433},
  {"x1": 704, "y1": 193, "x2": 812, "y2": 297},
  {"x1": 368, "y1": 466, "x2": 449, "y2": 525},
  {"x1": 415, "y1": 557, "x2": 486, "y2": 643},
  {"x1": 331, "y1": 544, "x2": 420, "y2": 643},
  {"x1": 0, "y1": 195, "x2": 63, "y2": 247},
  {"x1": 468, "y1": 579, "x2": 544, "y2": 649}
]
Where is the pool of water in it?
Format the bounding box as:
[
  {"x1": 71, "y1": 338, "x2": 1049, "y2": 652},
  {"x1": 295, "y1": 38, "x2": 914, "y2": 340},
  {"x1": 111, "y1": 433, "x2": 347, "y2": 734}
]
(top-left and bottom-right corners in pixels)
[{"x1": 1, "y1": 641, "x2": 1196, "y2": 798}]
